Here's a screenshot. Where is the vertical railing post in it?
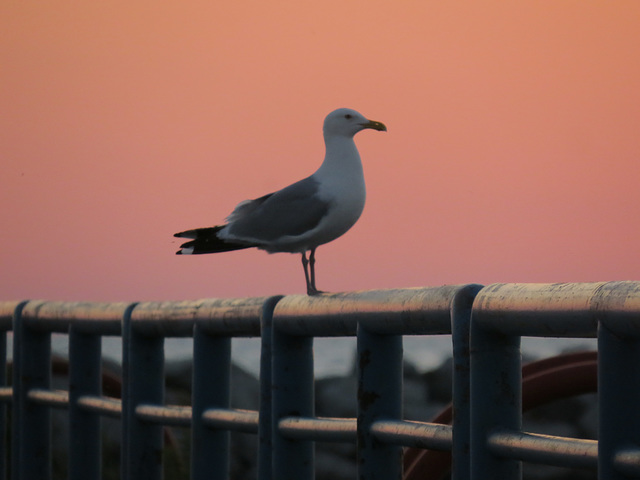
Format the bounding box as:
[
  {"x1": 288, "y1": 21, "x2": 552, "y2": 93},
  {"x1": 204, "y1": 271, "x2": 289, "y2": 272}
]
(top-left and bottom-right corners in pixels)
[
  {"x1": 0, "y1": 324, "x2": 7, "y2": 480},
  {"x1": 271, "y1": 328, "x2": 314, "y2": 480},
  {"x1": 451, "y1": 284, "x2": 482, "y2": 480},
  {"x1": 598, "y1": 323, "x2": 640, "y2": 480},
  {"x1": 357, "y1": 326, "x2": 403, "y2": 480},
  {"x1": 68, "y1": 327, "x2": 102, "y2": 480},
  {"x1": 0, "y1": 302, "x2": 21, "y2": 480},
  {"x1": 470, "y1": 323, "x2": 522, "y2": 480},
  {"x1": 122, "y1": 312, "x2": 165, "y2": 480},
  {"x1": 257, "y1": 296, "x2": 282, "y2": 480},
  {"x1": 191, "y1": 324, "x2": 231, "y2": 480},
  {"x1": 13, "y1": 304, "x2": 52, "y2": 480},
  {"x1": 11, "y1": 302, "x2": 24, "y2": 480}
]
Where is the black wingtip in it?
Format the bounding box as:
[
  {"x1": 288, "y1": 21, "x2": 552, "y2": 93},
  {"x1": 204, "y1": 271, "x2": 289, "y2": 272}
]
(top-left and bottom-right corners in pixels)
[{"x1": 172, "y1": 226, "x2": 252, "y2": 254}]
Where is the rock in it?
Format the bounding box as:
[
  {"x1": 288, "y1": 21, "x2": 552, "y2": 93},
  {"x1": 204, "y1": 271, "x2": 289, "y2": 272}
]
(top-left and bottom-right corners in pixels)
[
  {"x1": 316, "y1": 447, "x2": 357, "y2": 480},
  {"x1": 423, "y1": 356, "x2": 453, "y2": 404},
  {"x1": 316, "y1": 370, "x2": 357, "y2": 418}
]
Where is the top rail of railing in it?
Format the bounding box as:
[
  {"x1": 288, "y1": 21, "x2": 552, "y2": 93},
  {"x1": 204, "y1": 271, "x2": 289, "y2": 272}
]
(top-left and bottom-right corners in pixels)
[
  {"x1": 129, "y1": 296, "x2": 271, "y2": 337},
  {"x1": 0, "y1": 301, "x2": 21, "y2": 331},
  {"x1": 18, "y1": 300, "x2": 133, "y2": 335},
  {"x1": 272, "y1": 285, "x2": 473, "y2": 336},
  {"x1": 473, "y1": 281, "x2": 640, "y2": 337},
  {"x1": 2, "y1": 284, "x2": 477, "y2": 338}
]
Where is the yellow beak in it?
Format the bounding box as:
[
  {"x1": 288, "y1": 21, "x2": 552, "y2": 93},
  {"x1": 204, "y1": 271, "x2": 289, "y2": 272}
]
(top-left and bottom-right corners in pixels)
[{"x1": 361, "y1": 120, "x2": 387, "y2": 132}]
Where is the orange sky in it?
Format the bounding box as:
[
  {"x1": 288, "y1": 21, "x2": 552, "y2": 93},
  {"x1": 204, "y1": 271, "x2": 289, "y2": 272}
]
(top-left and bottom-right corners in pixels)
[{"x1": 2, "y1": 2, "x2": 639, "y2": 301}]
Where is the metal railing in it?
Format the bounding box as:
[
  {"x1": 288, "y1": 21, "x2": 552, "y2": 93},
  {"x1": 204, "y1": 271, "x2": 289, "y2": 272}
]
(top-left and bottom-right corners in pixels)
[
  {"x1": 471, "y1": 282, "x2": 640, "y2": 480},
  {"x1": 1, "y1": 281, "x2": 639, "y2": 480}
]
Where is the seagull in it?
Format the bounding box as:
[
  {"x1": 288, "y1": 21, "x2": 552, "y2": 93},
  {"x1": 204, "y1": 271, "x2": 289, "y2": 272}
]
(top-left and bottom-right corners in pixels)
[{"x1": 174, "y1": 108, "x2": 386, "y2": 295}]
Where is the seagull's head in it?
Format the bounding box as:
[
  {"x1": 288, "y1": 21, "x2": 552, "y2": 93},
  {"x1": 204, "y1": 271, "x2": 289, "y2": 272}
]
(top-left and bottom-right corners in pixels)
[{"x1": 323, "y1": 108, "x2": 387, "y2": 138}]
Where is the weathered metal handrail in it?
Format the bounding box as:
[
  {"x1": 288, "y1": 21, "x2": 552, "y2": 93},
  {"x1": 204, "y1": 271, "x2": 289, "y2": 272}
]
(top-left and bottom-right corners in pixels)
[
  {"x1": 124, "y1": 296, "x2": 272, "y2": 480},
  {"x1": 1, "y1": 281, "x2": 639, "y2": 480},
  {"x1": 487, "y1": 429, "x2": 598, "y2": 469},
  {"x1": 13, "y1": 300, "x2": 134, "y2": 480},
  {"x1": 278, "y1": 416, "x2": 357, "y2": 442},
  {"x1": 269, "y1": 285, "x2": 481, "y2": 480},
  {"x1": 471, "y1": 281, "x2": 640, "y2": 480}
]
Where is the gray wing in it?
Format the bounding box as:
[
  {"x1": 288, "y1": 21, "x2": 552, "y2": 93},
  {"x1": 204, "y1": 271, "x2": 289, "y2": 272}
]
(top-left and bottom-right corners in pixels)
[{"x1": 225, "y1": 176, "x2": 330, "y2": 242}]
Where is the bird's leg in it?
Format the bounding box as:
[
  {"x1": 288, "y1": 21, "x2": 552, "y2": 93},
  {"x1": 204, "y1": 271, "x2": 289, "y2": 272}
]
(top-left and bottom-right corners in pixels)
[
  {"x1": 308, "y1": 248, "x2": 324, "y2": 295},
  {"x1": 309, "y1": 248, "x2": 318, "y2": 292},
  {"x1": 301, "y1": 252, "x2": 314, "y2": 295}
]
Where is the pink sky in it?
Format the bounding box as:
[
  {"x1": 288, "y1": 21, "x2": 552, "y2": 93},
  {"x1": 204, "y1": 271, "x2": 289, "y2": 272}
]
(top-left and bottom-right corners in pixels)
[{"x1": 2, "y1": 2, "x2": 639, "y2": 301}]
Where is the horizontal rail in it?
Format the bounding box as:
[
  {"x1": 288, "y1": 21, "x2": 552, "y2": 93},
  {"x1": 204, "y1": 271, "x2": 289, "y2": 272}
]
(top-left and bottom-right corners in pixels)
[
  {"x1": 0, "y1": 387, "x2": 12, "y2": 403},
  {"x1": 202, "y1": 408, "x2": 259, "y2": 433},
  {"x1": 614, "y1": 448, "x2": 640, "y2": 476},
  {"x1": 371, "y1": 420, "x2": 452, "y2": 451},
  {"x1": 135, "y1": 404, "x2": 192, "y2": 427},
  {"x1": 472, "y1": 283, "x2": 604, "y2": 337},
  {"x1": 0, "y1": 300, "x2": 22, "y2": 330},
  {"x1": 278, "y1": 416, "x2": 357, "y2": 442},
  {"x1": 272, "y1": 286, "x2": 471, "y2": 336},
  {"x1": 134, "y1": 406, "x2": 263, "y2": 436},
  {"x1": 129, "y1": 297, "x2": 269, "y2": 337},
  {"x1": 487, "y1": 429, "x2": 598, "y2": 470},
  {"x1": 472, "y1": 281, "x2": 640, "y2": 338},
  {"x1": 20, "y1": 300, "x2": 133, "y2": 334},
  {"x1": 273, "y1": 409, "x2": 454, "y2": 453},
  {"x1": 28, "y1": 391, "x2": 123, "y2": 418},
  {"x1": 27, "y1": 388, "x2": 69, "y2": 408},
  {"x1": 592, "y1": 282, "x2": 640, "y2": 338},
  {"x1": 77, "y1": 395, "x2": 122, "y2": 418}
]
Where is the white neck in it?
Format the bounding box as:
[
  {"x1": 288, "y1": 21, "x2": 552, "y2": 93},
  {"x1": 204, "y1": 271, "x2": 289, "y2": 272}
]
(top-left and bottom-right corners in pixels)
[{"x1": 315, "y1": 135, "x2": 363, "y2": 179}]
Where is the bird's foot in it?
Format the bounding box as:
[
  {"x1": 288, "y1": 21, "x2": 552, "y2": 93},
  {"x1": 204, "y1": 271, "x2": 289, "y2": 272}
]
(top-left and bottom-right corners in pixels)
[{"x1": 307, "y1": 287, "x2": 326, "y2": 296}]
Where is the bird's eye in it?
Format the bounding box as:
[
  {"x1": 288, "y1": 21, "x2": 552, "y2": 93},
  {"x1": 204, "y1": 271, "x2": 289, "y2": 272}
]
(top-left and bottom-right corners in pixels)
[{"x1": 344, "y1": 114, "x2": 352, "y2": 119}]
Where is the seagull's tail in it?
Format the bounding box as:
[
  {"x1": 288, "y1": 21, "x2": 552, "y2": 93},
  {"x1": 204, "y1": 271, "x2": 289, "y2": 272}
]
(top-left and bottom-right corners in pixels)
[{"x1": 174, "y1": 226, "x2": 252, "y2": 255}]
